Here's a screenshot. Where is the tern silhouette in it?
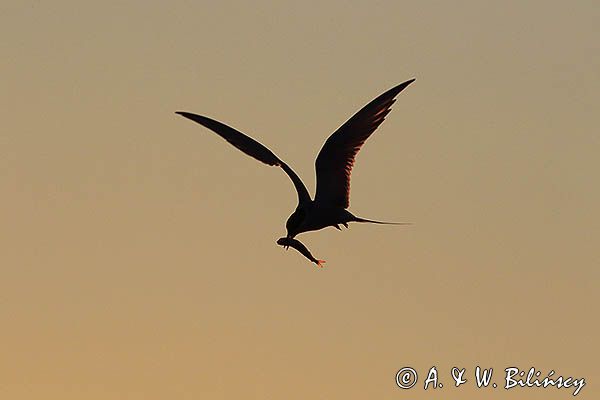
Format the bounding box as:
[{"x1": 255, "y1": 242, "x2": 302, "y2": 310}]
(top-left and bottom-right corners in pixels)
[{"x1": 176, "y1": 78, "x2": 415, "y2": 263}]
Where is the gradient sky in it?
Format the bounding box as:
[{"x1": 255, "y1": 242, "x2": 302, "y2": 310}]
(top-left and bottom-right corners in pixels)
[{"x1": 2, "y1": 1, "x2": 599, "y2": 399}]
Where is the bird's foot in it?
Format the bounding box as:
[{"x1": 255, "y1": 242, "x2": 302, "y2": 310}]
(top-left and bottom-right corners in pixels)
[{"x1": 316, "y1": 259, "x2": 326, "y2": 268}]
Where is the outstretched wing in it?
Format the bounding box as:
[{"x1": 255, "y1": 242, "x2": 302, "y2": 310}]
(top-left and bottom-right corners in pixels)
[
  {"x1": 314, "y1": 79, "x2": 415, "y2": 209},
  {"x1": 176, "y1": 112, "x2": 311, "y2": 205}
]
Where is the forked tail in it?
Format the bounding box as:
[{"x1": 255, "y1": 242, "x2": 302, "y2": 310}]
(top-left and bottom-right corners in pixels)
[{"x1": 352, "y1": 216, "x2": 412, "y2": 225}]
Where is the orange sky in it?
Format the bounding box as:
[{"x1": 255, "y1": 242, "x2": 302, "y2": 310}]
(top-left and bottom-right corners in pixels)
[{"x1": 2, "y1": 1, "x2": 598, "y2": 399}]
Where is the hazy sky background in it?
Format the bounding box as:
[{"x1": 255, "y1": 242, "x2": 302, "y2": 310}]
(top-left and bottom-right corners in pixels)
[{"x1": 2, "y1": 1, "x2": 599, "y2": 399}]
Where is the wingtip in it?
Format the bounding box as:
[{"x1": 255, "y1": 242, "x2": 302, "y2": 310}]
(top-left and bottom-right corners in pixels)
[
  {"x1": 175, "y1": 111, "x2": 196, "y2": 121},
  {"x1": 385, "y1": 78, "x2": 416, "y2": 98},
  {"x1": 397, "y1": 77, "x2": 416, "y2": 89}
]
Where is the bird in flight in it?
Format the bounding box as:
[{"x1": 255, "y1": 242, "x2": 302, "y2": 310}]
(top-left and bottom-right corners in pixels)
[{"x1": 176, "y1": 78, "x2": 415, "y2": 266}]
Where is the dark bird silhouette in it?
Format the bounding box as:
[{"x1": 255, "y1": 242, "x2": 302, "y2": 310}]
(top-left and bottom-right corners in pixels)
[{"x1": 176, "y1": 78, "x2": 415, "y2": 264}]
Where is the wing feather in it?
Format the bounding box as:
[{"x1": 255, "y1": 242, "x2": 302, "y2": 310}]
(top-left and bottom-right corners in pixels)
[
  {"x1": 314, "y1": 79, "x2": 415, "y2": 208},
  {"x1": 176, "y1": 112, "x2": 311, "y2": 205}
]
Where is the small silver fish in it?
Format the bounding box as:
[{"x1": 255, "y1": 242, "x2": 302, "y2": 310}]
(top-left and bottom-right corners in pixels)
[{"x1": 277, "y1": 237, "x2": 326, "y2": 268}]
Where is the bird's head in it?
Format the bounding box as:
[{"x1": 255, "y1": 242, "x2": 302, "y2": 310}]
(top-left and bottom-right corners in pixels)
[
  {"x1": 285, "y1": 207, "x2": 305, "y2": 238},
  {"x1": 276, "y1": 237, "x2": 290, "y2": 250}
]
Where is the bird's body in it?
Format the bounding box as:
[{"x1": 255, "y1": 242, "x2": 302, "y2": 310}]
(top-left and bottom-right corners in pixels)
[
  {"x1": 176, "y1": 78, "x2": 415, "y2": 264},
  {"x1": 286, "y1": 203, "x2": 350, "y2": 236}
]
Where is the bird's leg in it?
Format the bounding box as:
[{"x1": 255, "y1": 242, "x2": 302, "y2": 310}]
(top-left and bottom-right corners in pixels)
[
  {"x1": 334, "y1": 224, "x2": 342, "y2": 231},
  {"x1": 342, "y1": 222, "x2": 349, "y2": 229}
]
